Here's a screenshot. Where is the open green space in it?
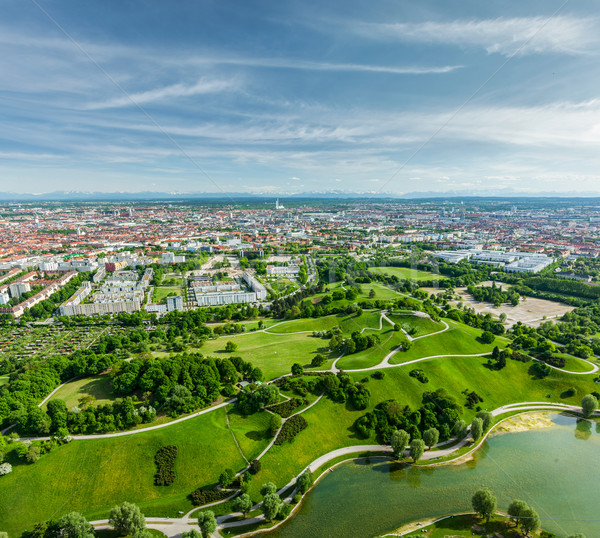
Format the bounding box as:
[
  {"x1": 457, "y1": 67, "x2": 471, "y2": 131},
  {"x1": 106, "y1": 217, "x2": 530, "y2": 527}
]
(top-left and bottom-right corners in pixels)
[
  {"x1": 386, "y1": 312, "x2": 446, "y2": 337},
  {"x1": 391, "y1": 514, "x2": 524, "y2": 537},
  {"x1": 388, "y1": 321, "x2": 507, "y2": 366},
  {"x1": 43, "y1": 374, "x2": 116, "y2": 410},
  {"x1": 227, "y1": 409, "x2": 271, "y2": 462},
  {"x1": 153, "y1": 286, "x2": 183, "y2": 303},
  {"x1": 0, "y1": 376, "x2": 9, "y2": 387},
  {"x1": 552, "y1": 352, "x2": 597, "y2": 373},
  {"x1": 0, "y1": 406, "x2": 271, "y2": 537},
  {"x1": 266, "y1": 310, "x2": 382, "y2": 334},
  {"x1": 369, "y1": 266, "x2": 446, "y2": 281}
]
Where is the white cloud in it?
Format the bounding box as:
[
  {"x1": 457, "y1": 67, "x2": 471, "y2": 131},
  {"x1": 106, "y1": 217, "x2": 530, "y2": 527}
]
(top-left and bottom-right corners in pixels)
[
  {"x1": 357, "y1": 16, "x2": 598, "y2": 56},
  {"x1": 85, "y1": 78, "x2": 236, "y2": 109},
  {"x1": 289, "y1": 176, "x2": 301, "y2": 181}
]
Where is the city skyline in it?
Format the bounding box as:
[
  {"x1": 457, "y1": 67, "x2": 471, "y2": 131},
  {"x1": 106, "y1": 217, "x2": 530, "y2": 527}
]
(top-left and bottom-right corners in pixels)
[{"x1": 1, "y1": 0, "x2": 600, "y2": 195}]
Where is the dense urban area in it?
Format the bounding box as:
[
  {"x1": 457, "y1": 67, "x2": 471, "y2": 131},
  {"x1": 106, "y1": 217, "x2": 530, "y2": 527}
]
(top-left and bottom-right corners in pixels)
[{"x1": 1, "y1": 197, "x2": 600, "y2": 538}]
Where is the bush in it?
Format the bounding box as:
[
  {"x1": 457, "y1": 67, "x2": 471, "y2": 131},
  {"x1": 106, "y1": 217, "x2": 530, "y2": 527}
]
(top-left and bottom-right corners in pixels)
[
  {"x1": 154, "y1": 445, "x2": 178, "y2": 486},
  {"x1": 0, "y1": 462, "x2": 12, "y2": 475},
  {"x1": 372, "y1": 371, "x2": 385, "y2": 380},
  {"x1": 189, "y1": 488, "x2": 230, "y2": 506},
  {"x1": 219, "y1": 468, "x2": 235, "y2": 488},
  {"x1": 409, "y1": 369, "x2": 428, "y2": 383},
  {"x1": 274, "y1": 415, "x2": 308, "y2": 445},
  {"x1": 267, "y1": 398, "x2": 308, "y2": 418}
]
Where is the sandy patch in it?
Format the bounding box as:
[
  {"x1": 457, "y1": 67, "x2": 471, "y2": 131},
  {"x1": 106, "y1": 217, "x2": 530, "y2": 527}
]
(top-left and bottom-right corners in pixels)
[{"x1": 490, "y1": 412, "x2": 554, "y2": 436}]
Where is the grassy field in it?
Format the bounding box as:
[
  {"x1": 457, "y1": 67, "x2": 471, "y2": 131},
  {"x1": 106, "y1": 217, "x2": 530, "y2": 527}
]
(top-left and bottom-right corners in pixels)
[
  {"x1": 0, "y1": 376, "x2": 8, "y2": 387},
  {"x1": 43, "y1": 374, "x2": 115, "y2": 410},
  {"x1": 199, "y1": 331, "x2": 335, "y2": 379},
  {"x1": 0, "y1": 406, "x2": 271, "y2": 537},
  {"x1": 388, "y1": 321, "x2": 507, "y2": 366},
  {"x1": 227, "y1": 409, "x2": 271, "y2": 462},
  {"x1": 153, "y1": 286, "x2": 183, "y2": 303},
  {"x1": 398, "y1": 514, "x2": 518, "y2": 538},
  {"x1": 369, "y1": 266, "x2": 446, "y2": 281},
  {"x1": 552, "y1": 353, "x2": 597, "y2": 373},
  {"x1": 386, "y1": 312, "x2": 446, "y2": 337},
  {"x1": 266, "y1": 311, "x2": 382, "y2": 334}
]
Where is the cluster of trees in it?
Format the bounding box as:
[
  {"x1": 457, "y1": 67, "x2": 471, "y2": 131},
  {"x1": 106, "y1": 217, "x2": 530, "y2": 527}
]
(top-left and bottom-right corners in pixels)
[
  {"x1": 467, "y1": 282, "x2": 519, "y2": 306},
  {"x1": 354, "y1": 388, "x2": 461, "y2": 442},
  {"x1": 444, "y1": 308, "x2": 505, "y2": 335},
  {"x1": 154, "y1": 445, "x2": 178, "y2": 486},
  {"x1": 329, "y1": 331, "x2": 380, "y2": 355}
]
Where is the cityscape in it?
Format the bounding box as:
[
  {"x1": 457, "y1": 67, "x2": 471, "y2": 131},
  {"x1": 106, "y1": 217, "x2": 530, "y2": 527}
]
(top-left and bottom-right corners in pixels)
[{"x1": 2, "y1": 1, "x2": 600, "y2": 538}]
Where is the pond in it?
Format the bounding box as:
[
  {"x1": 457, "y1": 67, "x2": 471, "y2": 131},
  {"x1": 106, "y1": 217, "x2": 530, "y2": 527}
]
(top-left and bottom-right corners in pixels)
[{"x1": 265, "y1": 414, "x2": 600, "y2": 538}]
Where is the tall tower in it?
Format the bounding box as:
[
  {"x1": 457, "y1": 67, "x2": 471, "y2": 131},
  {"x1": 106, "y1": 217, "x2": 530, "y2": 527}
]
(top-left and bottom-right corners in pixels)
[{"x1": 275, "y1": 198, "x2": 280, "y2": 210}]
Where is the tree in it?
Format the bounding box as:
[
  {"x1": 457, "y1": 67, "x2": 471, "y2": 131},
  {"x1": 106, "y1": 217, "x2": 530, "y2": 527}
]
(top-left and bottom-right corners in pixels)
[
  {"x1": 197, "y1": 511, "x2": 217, "y2": 538},
  {"x1": 369, "y1": 289, "x2": 376, "y2": 298},
  {"x1": 520, "y1": 507, "x2": 540, "y2": 536},
  {"x1": 260, "y1": 482, "x2": 277, "y2": 496},
  {"x1": 219, "y1": 468, "x2": 235, "y2": 487},
  {"x1": 471, "y1": 417, "x2": 483, "y2": 442},
  {"x1": 507, "y1": 499, "x2": 529, "y2": 529},
  {"x1": 581, "y1": 394, "x2": 598, "y2": 418},
  {"x1": 26, "y1": 445, "x2": 41, "y2": 464},
  {"x1": 262, "y1": 492, "x2": 282, "y2": 521},
  {"x1": 296, "y1": 470, "x2": 313, "y2": 494},
  {"x1": 249, "y1": 459, "x2": 261, "y2": 474},
  {"x1": 269, "y1": 413, "x2": 282, "y2": 437},
  {"x1": 311, "y1": 354, "x2": 326, "y2": 367},
  {"x1": 480, "y1": 331, "x2": 495, "y2": 344},
  {"x1": 476, "y1": 411, "x2": 494, "y2": 432},
  {"x1": 391, "y1": 429, "x2": 410, "y2": 459},
  {"x1": 224, "y1": 340, "x2": 238, "y2": 352},
  {"x1": 109, "y1": 501, "x2": 146, "y2": 536},
  {"x1": 453, "y1": 420, "x2": 467, "y2": 439},
  {"x1": 471, "y1": 488, "x2": 497, "y2": 522},
  {"x1": 233, "y1": 493, "x2": 253, "y2": 518},
  {"x1": 409, "y1": 439, "x2": 425, "y2": 462},
  {"x1": 57, "y1": 511, "x2": 94, "y2": 538},
  {"x1": 181, "y1": 530, "x2": 202, "y2": 538},
  {"x1": 422, "y1": 428, "x2": 439, "y2": 450},
  {"x1": 291, "y1": 363, "x2": 303, "y2": 375}
]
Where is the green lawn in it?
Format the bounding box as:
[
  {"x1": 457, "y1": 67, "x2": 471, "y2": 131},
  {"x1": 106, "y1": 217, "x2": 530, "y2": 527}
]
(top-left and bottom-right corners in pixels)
[
  {"x1": 266, "y1": 311, "x2": 382, "y2": 335},
  {"x1": 552, "y1": 353, "x2": 597, "y2": 373},
  {"x1": 398, "y1": 514, "x2": 517, "y2": 538},
  {"x1": 389, "y1": 321, "x2": 507, "y2": 365},
  {"x1": 0, "y1": 406, "x2": 269, "y2": 537},
  {"x1": 369, "y1": 266, "x2": 446, "y2": 281},
  {"x1": 386, "y1": 312, "x2": 446, "y2": 337},
  {"x1": 153, "y1": 286, "x2": 183, "y2": 303},
  {"x1": 0, "y1": 376, "x2": 8, "y2": 387},
  {"x1": 43, "y1": 374, "x2": 115, "y2": 410},
  {"x1": 199, "y1": 331, "x2": 335, "y2": 379},
  {"x1": 227, "y1": 409, "x2": 272, "y2": 462}
]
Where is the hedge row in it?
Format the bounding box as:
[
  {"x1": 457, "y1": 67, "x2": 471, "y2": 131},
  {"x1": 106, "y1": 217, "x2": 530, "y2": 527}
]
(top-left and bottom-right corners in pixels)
[
  {"x1": 189, "y1": 487, "x2": 231, "y2": 506},
  {"x1": 274, "y1": 415, "x2": 307, "y2": 445},
  {"x1": 154, "y1": 445, "x2": 178, "y2": 486},
  {"x1": 266, "y1": 398, "x2": 308, "y2": 418}
]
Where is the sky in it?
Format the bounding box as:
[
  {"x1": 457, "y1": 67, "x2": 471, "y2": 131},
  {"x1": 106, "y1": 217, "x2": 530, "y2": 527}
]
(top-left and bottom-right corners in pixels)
[{"x1": 1, "y1": 0, "x2": 600, "y2": 196}]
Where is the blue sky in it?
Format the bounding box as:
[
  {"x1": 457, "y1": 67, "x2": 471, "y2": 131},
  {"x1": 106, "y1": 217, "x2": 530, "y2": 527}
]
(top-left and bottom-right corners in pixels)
[{"x1": 1, "y1": 0, "x2": 600, "y2": 195}]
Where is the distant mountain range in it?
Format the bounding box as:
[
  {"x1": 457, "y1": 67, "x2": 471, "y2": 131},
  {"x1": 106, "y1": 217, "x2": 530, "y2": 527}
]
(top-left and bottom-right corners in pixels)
[{"x1": 1, "y1": 190, "x2": 600, "y2": 202}]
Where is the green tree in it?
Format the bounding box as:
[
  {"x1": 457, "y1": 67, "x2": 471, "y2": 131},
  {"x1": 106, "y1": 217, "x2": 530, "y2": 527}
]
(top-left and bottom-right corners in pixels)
[
  {"x1": 476, "y1": 411, "x2": 494, "y2": 432},
  {"x1": 291, "y1": 363, "x2": 303, "y2": 375},
  {"x1": 581, "y1": 394, "x2": 598, "y2": 418},
  {"x1": 197, "y1": 511, "x2": 217, "y2": 538},
  {"x1": 391, "y1": 429, "x2": 410, "y2": 459},
  {"x1": 453, "y1": 420, "x2": 467, "y2": 439},
  {"x1": 109, "y1": 501, "x2": 146, "y2": 536},
  {"x1": 57, "y1": 511, "x2": 94, "y2": 538},
  {"x1": 224, "y1": 340, "x2": 238, "y2": 352},
  {"x1": 409, "y1": 439, "x2": 425, "y2": 462},
  {"x1": 269, "y1": 413, "x2": 282, "y2": 437},
  {"x1": 262, "y1": 493, "x2": 282, "y2": 521},
  {"x1": 471, "y1": 488, "x2": 497, "y2": 522},
  {"x1": 311, "y1": 354, "x2": 326, "y2": 367},
  {"x1": 260, "y1": 482, "x2": 277, "y2": 496},
  {"x1": 520, "y1": 507, "x2": 540, "y2": 536},
  {"x1": 422, "y1": 427, "x2": 439, "y2": 450},
  {"x1": 507, "y1": 499, "x2": 529, "y2": 529},
  {"x1": 471, "y1": 417, "x2": 483, "y2": 442},
  {"x1": 480, "y1": 331, "x2": 495, "y2": 344},
  {"x1": 233, "y1": 493, "x2": 253, "y2": 518},
  {"x1": 181, "y1": 530, "x2": 202, "y2": 538},
  {"x1": 296, "y1": 470, "x2": 313, "y2": 494},
  {"x1": 219, "y1": 468, "x2": 235, "y2": 487},
  {"x1": 26, "y1": 445, "x2": 41, "y2": 464}
]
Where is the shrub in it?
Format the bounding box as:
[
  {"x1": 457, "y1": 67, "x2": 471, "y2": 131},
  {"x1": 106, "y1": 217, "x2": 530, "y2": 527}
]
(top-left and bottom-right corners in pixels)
[
  {"x1": 267, "y1": 398, "x2": 308, "y2": 418},
  {"x1": 372, "y1": 371, "x2": 385, "y2": 380},
  {"x1": 154, "y1": 445, "x2": 178, "y2": 486},
  {"x1": 249, "y1": 459, "x2": 261, "y2": 474},
  {"x1": 409, "y1": 369, "x2": 429, "y2": 383},
  {"x1": 189, "y1": 488, "x2": 231, "y2": 506},
  {"x1": 274, "y1": 415, "x2": 308, "y2": 445}
]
